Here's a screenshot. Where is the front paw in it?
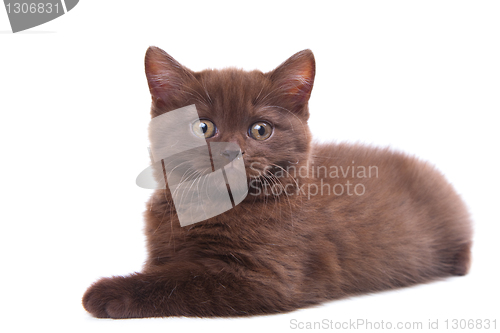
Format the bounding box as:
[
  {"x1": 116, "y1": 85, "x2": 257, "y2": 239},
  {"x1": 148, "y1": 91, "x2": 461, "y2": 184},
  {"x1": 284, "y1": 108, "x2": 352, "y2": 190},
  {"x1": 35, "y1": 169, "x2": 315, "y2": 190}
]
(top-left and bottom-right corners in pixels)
[{"x1": 82, "y1": 276, "x2": 136, "y2": 318}]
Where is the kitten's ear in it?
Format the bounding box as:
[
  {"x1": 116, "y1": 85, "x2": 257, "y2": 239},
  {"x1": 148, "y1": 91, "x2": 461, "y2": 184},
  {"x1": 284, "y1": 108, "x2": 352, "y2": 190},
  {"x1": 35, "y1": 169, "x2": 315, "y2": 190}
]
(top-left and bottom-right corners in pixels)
[
  {"x1": 144, "y1": 47, "x2": 194, "y2": 110},
  {"x1": 268, "y1": 49, "x2": 316, "y2": 113}
]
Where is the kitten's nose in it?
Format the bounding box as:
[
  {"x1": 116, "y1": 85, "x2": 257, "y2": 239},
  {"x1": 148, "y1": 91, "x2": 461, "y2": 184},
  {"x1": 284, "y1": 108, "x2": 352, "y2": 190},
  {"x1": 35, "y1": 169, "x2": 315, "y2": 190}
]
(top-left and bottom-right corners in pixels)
[{"x1": 221, "y1": 150, "x2": 240, "y2": 162}]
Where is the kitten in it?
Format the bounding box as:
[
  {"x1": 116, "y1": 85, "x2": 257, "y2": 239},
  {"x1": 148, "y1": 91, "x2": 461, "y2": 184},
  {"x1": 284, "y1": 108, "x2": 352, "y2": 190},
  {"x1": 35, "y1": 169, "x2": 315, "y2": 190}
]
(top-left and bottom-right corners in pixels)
[{"x1": 82, "y1": 47, "x2": 473, "y2": 318}]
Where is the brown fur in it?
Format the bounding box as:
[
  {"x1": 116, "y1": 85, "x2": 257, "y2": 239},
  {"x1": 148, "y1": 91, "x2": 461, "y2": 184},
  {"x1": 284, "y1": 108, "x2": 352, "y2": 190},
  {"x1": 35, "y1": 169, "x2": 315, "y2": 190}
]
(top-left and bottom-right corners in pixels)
[{"x1": 82, "y1": 47, "x2": 473, "y2": 318}]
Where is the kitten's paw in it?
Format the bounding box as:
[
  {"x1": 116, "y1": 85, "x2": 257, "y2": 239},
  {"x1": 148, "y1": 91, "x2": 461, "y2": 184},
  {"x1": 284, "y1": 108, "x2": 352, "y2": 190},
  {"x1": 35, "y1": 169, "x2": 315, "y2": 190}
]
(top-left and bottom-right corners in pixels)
[{"x1": 82, "y1": 276, "x2": 135, "y2": 318}]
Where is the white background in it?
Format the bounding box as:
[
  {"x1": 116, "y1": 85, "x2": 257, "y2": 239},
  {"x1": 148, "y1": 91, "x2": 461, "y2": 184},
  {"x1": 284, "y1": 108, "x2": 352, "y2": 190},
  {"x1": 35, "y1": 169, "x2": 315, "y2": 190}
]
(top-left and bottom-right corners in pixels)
[{"x1": 1, "y1": 1, "x2": 499, "y2": 332}]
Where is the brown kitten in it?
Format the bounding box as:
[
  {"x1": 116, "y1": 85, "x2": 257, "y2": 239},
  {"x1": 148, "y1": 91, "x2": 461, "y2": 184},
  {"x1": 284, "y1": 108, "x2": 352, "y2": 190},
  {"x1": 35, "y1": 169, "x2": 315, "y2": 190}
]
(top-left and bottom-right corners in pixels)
[{"x1": 82, "y1": 47, "x2": 472, "y2": 318}]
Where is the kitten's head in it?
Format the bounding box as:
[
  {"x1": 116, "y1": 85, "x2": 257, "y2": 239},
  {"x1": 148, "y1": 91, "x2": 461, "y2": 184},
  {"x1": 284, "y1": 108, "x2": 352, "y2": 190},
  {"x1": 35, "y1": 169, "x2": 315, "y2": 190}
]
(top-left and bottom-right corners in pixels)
[{"x1": 144, "y1": 47, "x2": 315, "y2": 194}]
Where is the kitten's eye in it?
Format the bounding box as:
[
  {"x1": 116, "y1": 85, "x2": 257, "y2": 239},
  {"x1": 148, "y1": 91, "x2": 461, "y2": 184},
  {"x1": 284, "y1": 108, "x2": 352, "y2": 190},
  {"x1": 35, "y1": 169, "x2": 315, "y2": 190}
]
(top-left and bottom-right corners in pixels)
[
  {"x1": 192, "y1": 119, "x2": 216, "y2": 138},
  {"x1": 249, "y1": 121, "x2": 273, "y2": 141}
]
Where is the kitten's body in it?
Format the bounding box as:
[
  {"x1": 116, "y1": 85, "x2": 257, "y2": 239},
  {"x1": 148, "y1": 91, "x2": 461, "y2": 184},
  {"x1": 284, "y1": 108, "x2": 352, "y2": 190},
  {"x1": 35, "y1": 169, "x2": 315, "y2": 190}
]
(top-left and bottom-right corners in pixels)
[{"x1": 83, "y1": 48, "x2": 472, "y2": 318}]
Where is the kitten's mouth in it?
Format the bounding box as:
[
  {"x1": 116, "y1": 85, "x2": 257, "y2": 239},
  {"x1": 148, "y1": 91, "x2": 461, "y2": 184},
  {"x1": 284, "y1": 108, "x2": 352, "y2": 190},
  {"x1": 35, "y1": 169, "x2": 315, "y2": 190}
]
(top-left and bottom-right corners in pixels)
[{"x1": 222, "y1": 157, "x2": 243, "y2": 169}]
